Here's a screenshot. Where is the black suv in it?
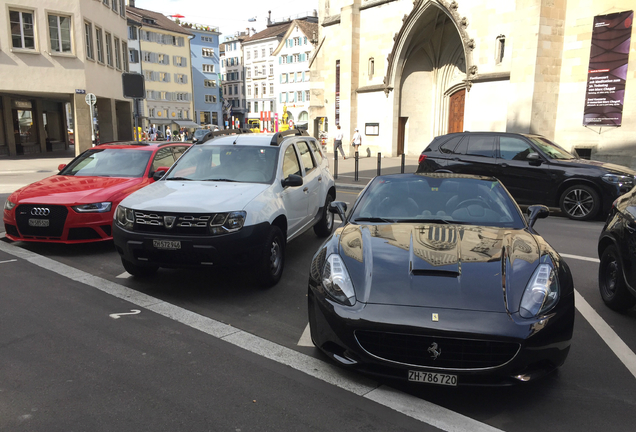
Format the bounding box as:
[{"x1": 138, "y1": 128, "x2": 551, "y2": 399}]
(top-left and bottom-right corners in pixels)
[{"x1": 416, "y1": 132, "x2": 636, "y2": 220}]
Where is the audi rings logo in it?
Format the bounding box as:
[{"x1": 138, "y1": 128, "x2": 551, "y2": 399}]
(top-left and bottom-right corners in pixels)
[{"x1": 30, "y1": 208, "x2": 51, "y2": 216}]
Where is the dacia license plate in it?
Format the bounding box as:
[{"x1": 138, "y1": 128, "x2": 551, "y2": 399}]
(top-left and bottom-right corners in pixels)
[
  {"x1": 408, "y1": 370, "x2": 457, "y2": 386},
  {"x1": 153, "y1": 239, "x2": 181, "y2": 250},
  {"x1": 29, "y1": 219, "x2": 49, "y2": 227}
]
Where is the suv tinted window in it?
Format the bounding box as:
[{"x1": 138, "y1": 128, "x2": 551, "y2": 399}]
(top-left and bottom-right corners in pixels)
[
  {"x1": 439, "y1": 136, "x2": 464, "y2": 154},
  {"x1": 466, "y1": 136, "x2": 495, "y2": 158},
  {"x1": 499, "y1": 137, "x2": 534, "y2": 160},
  {"x1": 308, "y1": 140, "x2": 324, "y2": 164},
  {"x1": 283, "y1": 146, "x2": 301, "y2": 177},
  {"x1": 297, "y1": 141, "x2": 316, "y2": 174}
]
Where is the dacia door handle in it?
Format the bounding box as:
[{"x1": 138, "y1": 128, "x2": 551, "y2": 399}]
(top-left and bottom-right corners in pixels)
[
  {"x1": 303, "y1": 187, "x2": 309, "y2": 193},
  {"x1": 318, "y1": 176, "x2": 322, "y2": 182}
]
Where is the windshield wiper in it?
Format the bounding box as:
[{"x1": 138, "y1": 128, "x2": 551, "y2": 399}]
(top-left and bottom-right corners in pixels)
[
  {"x1": 354, "y1": 217, "x2": 395, "y2": 223},
  {"x1": 409, "y1": 218, "x2": 451, "y2": 224},
  {"x1": 203, "y1": 178, "x2": 239, "y2": 182},
  {"x1": 166, "y1": 177, "x2": 193, "y2": 181}
]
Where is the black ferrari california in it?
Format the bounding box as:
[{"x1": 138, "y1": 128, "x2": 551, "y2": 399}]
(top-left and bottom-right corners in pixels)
[{"x1": 308, "y1": 173, "x2": 574, "y2": 386}]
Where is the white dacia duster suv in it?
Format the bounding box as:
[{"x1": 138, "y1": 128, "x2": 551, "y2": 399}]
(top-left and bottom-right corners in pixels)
[{"x1": 112, "y1": 129, "x2": 336, "y2": 286}]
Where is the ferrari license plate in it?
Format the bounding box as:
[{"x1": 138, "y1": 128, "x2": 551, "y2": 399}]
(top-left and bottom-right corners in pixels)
[
  {"x1": 153, "y1": 240, "x2": 181, "y2": 250},
  {"x1": 408, "y1": 370, "x2": 457, "y2": 386},
  {"x1": 29, "y1": 219, "x2": 49, "y2": 227}
]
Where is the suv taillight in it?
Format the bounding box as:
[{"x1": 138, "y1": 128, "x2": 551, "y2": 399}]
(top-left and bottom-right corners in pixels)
[{"x1": 418, "y1": 154, "x2": 427, "y2": 164}]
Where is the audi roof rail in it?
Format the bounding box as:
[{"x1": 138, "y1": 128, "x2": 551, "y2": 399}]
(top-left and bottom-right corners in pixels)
[
  {"x1": 270, "y1": 128, "x2": 309, "y2": 146},
  {"x1": 198, "y1": 128, "x2": 252, "y2": 144},
  {"x1": 101, "y1": 141, "x2": 150, "y2": 146}
]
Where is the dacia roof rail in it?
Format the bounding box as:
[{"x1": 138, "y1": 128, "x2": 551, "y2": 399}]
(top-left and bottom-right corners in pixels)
[
  {"x1": 270, "y1": 128, "x2": 309, "y2": 146},
  {"x1": 198, "y1": 128, "x2": 252, "y2": 144}
]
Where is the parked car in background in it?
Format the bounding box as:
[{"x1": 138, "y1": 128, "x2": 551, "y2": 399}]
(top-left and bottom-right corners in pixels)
[
  {"x1": 417, "y1": 132, "x2": 636, "y2": 220},
  {"x1": 309, "y1": 173, "x2": 574, "y2": 386},
  {"x1": 3, "y1": 141, "x2": 190, "y2": 244},
  {"x1": 598, "y1": 187, "x2": 636, "y2": 311},
  {"x1": 113, "y1": 129, "x2": 336, "y2": 287},
  {"x1": 192, "y1": 128, "x2": 210, "y2": 144}
]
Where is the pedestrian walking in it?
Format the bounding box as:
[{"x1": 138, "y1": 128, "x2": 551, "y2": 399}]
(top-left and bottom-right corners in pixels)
[
  {"x1": 351, "y1": 128, "x2": 362, "y2": 154},
  {"x1": 149, "y1": 125, "x2": 157, "y2": 141},
  {"x1": 165, "y1": 126, "x2": 172, "y2": 141},
  {"x1": 334, "y1": 125, "x2": 346, "y2": 159}
]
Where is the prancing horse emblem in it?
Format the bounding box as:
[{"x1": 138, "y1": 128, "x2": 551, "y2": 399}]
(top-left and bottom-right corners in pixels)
[{"x1": 427, "y1": 342, "x2": 441, "y2": 360}]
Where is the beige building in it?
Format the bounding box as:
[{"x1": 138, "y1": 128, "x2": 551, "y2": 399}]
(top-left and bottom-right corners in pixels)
[
  {"x1": 0, "y1": 0, "x2": 133, "y2": 157},
  {"x1": 126, "y1": 6, "x2": 196, "y2": 136},
  {"x1": 311, "y1": 0, "x2": 636, "y2": 165}
]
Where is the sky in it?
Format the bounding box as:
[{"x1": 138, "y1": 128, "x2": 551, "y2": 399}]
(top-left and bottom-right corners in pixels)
[{"x1": 134, "y1": 0, "x2": 319, "y2": 39}]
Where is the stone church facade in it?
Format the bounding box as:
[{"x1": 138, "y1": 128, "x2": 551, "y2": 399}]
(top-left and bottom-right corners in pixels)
[{"x1": 309, "y1": 0, "x2": 636, "y2": 166}]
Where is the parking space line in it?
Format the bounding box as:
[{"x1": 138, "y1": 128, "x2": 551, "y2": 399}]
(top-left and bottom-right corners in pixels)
[
  {"x1": 0, "y1": 259, "x2": 18, "y2": 264},
  {"x1": 116, "y1": 272, "x2": 131, "y2": 279},
  {"x1": 560, "y1": 253, "x2": 600, "y2": 263},
  {"x1": 0, "y1": 238, "x2": 504, "y2": 432},
  {"x1": 297, "y1": 323, "x2": 313, "y2": 346},
  {"x1": 574, "y1": 290, "x2": 636, "y2": 380}
]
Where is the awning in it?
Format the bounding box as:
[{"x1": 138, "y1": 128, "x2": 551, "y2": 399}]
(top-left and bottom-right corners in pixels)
[{"x1": 174, "y1": 120, "x2": 200, "y2": 128}]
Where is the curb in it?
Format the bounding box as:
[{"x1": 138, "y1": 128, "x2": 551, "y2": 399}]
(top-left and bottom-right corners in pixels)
[{"x1": 335, "y1": 182, "x2": 366, "y2": 192}]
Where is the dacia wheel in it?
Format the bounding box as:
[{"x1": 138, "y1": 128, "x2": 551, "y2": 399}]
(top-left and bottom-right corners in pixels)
[
  {"x1": 313, "y1": 194, "x2": 334, "y2": 237},
  {"x1": 559, "y1": 184, "x2": 600, "y2": 221},
  {"x1": 599, "y1": 245, "x2": 636, "y2": 311},
  {"x1": 121, "y1": 258, "x2": 158, "y2": 277},
  {"x1": 258, "y1": 226, "x2": 285, "y2": 287}
]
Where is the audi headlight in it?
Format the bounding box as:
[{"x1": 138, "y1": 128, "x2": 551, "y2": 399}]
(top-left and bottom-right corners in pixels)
[
  {"x1": 520, "y1": 263, "x2": 559, "y2": 318},
  {"x1": 4, "y1": 199, "x2": 16, "y2": 211},
  {"x1": 72, "y1": 202, "x2": 112, "y2": 213},
  {"x1": 114, "y1": 205, "x2": 135, "y2": 230},
  {"x1": 322, "y1": 254, "x2": 356, "y2": 306},
  {"x1": 209, "y1": 211, "x2": 246, "y2": 235},
  {"x1": 602, "y1": 173, "x2": 635, "y2": 188}
]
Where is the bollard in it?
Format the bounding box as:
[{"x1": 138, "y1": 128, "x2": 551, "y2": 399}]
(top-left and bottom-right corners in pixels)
[
  {"x1": 354, "y1": 151, "x2": 359, "y2": 182},
  {"x1": 334, "y1": 150, "x2": 338, "y2": 180},
  {"x1": 377, "y1": 153, "x2": 382, "y2": 176},
  {"x1": 401, "y1": 153, "x2": 405, "y2": 173}
]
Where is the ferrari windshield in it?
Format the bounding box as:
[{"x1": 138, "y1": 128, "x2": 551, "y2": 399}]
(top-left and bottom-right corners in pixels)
[
  {"x1": 165, "y1": 145, "x2": 279, "y2": 184},
  {"x1": 59, "y1": 149, "x2": 151, "y2": 177},
  {"x1": 351, "y1": 174, "x2": 525, "y2": 228}
]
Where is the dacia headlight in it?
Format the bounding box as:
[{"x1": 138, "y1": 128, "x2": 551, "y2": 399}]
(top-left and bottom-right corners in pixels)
[
  {"x1": 4, "y1": 199, "x2": 16, "y2": 211},
  {"x1": 520, "y1": 263, "x2": 559, "y2": 318},
  {"x1": 72, "y1": 202, "x2": 112, "y2": 213},
  {"x1": 209, "y1": 211, "x2": 246, "y2": 235},
  {"x1": 322, "y1": 254, "x2": 356, "y2": 306},
  {"x1": 114, "y1": 205, "x2": 135, "y2": 230},
  {"x1": 602, "y1": 173, "x2": 635, "y2": 188}
]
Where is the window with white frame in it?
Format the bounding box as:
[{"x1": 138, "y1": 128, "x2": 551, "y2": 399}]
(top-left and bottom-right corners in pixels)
[
  {"x1": 204, "y1": 79, "x2": 216, "y2": 88},
  {"x1": 205, "y1": 95, "x2": 217, "y2": 103},
  {"x1": 112, "y1": 0, "x2": 118, "y2": 13},
  {"x1": 269, "y1": 47, "x2": 273, "y2": 55},
  {"x1": 234, "y1": 85, "x2": 238, "y2": 94},
  {"x1": 293, "y1": 54, "x2": 299, "y2": 63},
  {"x1": 95, "y1": 27, "x2": 104, "y2": 63},
  {"x1": 269, "y1": 83, "x2": 274, "y2": 94},
  {"x1": 177, "y1": 110, "x2": 183, "y2": 119},
  {"x1": 105, "y1": 32, "x2": 113, "y2": 66},
  {"x1": 10, "y1": 9, "x2": 36, "y2": 50},
  {"x1": 159, "y1": 72, "x2": 170, "y2": 82},
  {"x1": 246, "y1": 50, "x2": 250, "y2": 60},
  {"x1": 294, "y1": 37, "x2": 299, "y2": 46},
  {"x1": 129, "y1": 48, "x2": 139, "y2": 63},
  {"x1": 114, "y1": 37, "x2": 121, "y2": 69},
  {"x1": 247, "y1": 69, "x2": 251, "y2": 78},
  {"x1": 289, "y1": 73, "x2": 295, "y2": 83},
  {"x1": 261, "y1": 48, "x2": 265, "y2": 57},
  {"x1": 254, "y1": 85, "x2": 258, "y2": 96},
  {"x1": 289, "y1": 91, "x2": 295, "y2": 102},
  {"x1": 120, "y1": 0, "x2": 126, "y2": 17},
  {"x1": 203, "y1": 64, "x2": 215, "y2": 73},
  {"x1": 247, "y1": 86, "x2": 251, "y2": 96},
  {"x1": 103, "y1": 0, "x2": 110, "y2": 6},
  {"x1": 281, "y1": 73, "x2": 287, "y2": 83},
  {"x1": 261, "y1": 65, "x2": 266, "y2": 75},
  {"x1": 84, "y1": 22, "x2": 94, "y2": 59},
  {"x1": 305, "y1": 70, "x2": 310, "y2": 81},
  {"x1": 202, "y1": 48, "x2": 214, "y2": 57},
  {"x1": 174, "y1": 56, "x2": 187, "y2": 67},
  {"x1": 253, "y1": 66, "x2": 258, "y2": 76},
  {"x1": 158, "y1": 53, "x2": 169, "y2": 64},
  {"x1": 253, "y1": 49, "x2": 257, "y2": 59},
  {"x1": 305, "y1": 90, "x2": 310, "y2": 102},
  {"x1": 48, "y1": 14, "x2": 72, "y2": 53},
  {"x1": 297, "y1": 91, "x2": 302, "y2": 102},
  {"x1": 281, "y1": 56, "x2": 287, "y2": 64},
  {"x1": 122, "y1": 42, "x2": 129, "y2": 71},
  {"x1": 262, "y1": 83, "x2": 266, "y2": 95},
  {"x1": 128, "y1": 26, "x2": 137, "y2": 40},
  {"x1": 495, "y1": 35, "x2": 506, "y2": 64},
  {"x1": 269, "y1": 64, "x2": 273, "y2": 75},
  {"x1": 254, "y1": 101, "x2": 258, "y2": 112},
  {"x1": 175, "y1": 73, "x2": 188, "y2": 84}
]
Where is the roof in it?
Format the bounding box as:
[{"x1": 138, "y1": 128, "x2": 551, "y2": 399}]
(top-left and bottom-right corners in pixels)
[
  {"x1": 126, "y1": 6, "x2": 193, "y2": 36},
  {"x1": 242, "y1": 22, "x2": 292, "y2": 44},
  {"x1": 272, "y1": 19, "x2": 318, "y2": 55}
]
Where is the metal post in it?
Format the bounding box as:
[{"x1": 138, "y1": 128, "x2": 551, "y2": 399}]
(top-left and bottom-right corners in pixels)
[
  {"x1": 377, "y1": 153, "x2": 381, "y2": 176},
  {"x1": 401, "y1": 153, "x2": 405, "y2": 173},
  {"x1": 334, "y1": 149, "x2": 338, "y2": 180},
  {"x1": 354, "y1": 151, "x2": 359, "y2": 182}
]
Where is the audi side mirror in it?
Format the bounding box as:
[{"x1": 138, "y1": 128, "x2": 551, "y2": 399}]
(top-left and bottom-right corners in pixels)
[
  {"x1": 526, "y1": 205, "x2": 549, "y2": 227},
  {"x1": 281, "y1": 174, "x2": 303, "y2": 188},
  {"x1": 58, "y1": 163, "x2": 67, "y2": 171}
]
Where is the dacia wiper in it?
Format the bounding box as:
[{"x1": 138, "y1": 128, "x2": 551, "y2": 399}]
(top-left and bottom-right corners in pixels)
[
  {"x1": 166, "y1": 177, "x2": 193, "y2": 181},
  {"x1": 354, "y1": 217, "x2": 395, "y2": 223},
  {"x1": 409, "y1": 218, "x2": 451, "y2": 224},
  {"x1": 203, "y1": 178, "x2": 239, "y2": 182}
]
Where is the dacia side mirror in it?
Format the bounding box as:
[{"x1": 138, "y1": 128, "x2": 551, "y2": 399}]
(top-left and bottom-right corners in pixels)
[
  {"x1": 329, "y1": 201, "x2": 348, "y2": 223},
  {"x1": 281, "y1": 174, "x2": 303, "y2": 188},
  {"x1": 526, "y1": 205, "x2": 549, "y2": 227},
  {"x1": 151, "y1": 166, "x2": 170, "y2": 181}
]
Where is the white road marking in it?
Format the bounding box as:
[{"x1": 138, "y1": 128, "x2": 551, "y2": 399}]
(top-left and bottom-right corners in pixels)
[
  {"x1": 575, "y1": 290, "x2": 636, "y2": 380},
  {"x1": 109, "y1": 309, "x2": 141, "y2": 319},
  {"x1": 0, "y1": 259, "x2": 18, "y2": 264},
  {"x1": 560, "y1": 253, "x2": 600, "y2": 263},
  {"x1": 0, "y1": 239, "x2": 503, "y2": 432},
  {"x1": 116, "y1": 271, "x2": 131, "y2": 279},
  {"x1": 298, "y1": 323, "x2": 314, "y2": 347}
]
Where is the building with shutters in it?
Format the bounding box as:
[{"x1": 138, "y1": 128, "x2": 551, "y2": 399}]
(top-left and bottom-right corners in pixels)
[
  {"x1": 272, "y1": 19, "x2": 319, "y2": 129},
  {"x1": 311, "y1": 0, "x2": 636, "y2": 164},
  {"x1": 126, "y1": 6, "x2": 196, "y2": 136},
  {"x1": 0, "y1": 0, "x2": 132, "y2": 157}
]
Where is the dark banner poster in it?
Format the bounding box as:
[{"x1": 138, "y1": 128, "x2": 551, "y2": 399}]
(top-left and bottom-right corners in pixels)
[
  {"x1": 583, "y1": 11, "x2": 633, "y2": 127},
  {"x1": 335, "y1": 60, "x2": 340, "y2": 126}
]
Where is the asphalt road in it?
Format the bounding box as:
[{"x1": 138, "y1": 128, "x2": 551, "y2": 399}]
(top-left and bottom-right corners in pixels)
[{"x1": 2, "y1": 189, "x2": 636, "y2": 431}]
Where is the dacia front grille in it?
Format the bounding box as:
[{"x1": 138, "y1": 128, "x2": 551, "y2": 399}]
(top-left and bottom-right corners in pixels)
[{"x1": 133, "y1": 211, "x2": 211, "y2": 235}]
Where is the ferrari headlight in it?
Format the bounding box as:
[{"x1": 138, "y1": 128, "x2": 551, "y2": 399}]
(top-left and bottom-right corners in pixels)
[
  {"x1": 72, "y1": 202, "x2": 112, "y2": 213},
  {"x1": 114, "y1": 205, "x2": 134, "y2": 230},
  {"x1": 209, "y1": 211, "x2": 246, "y2": 235},
  {"x1": 322, "y1": 254, "x2": 356, "y2": 306},
  {"x1": 4, "y1": 199, "x2": 16, "y2": 211},
  {"x1": 520, "y1": 263, "x2": 559, "y2": 318}
]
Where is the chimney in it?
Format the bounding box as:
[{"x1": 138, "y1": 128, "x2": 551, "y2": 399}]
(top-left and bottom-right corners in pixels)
[
  {"x1": 129, "y1": 0, "x2": 135, "y2": 7},
  {"x1": 267, "y1": 10, "x2": 271, "y2": 25}
]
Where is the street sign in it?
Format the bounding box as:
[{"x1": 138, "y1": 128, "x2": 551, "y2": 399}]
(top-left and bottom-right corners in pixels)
[{"x1": 85, "y1": 93, "x2": 96, "y2": 106}]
